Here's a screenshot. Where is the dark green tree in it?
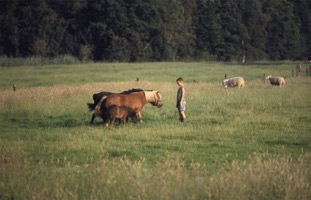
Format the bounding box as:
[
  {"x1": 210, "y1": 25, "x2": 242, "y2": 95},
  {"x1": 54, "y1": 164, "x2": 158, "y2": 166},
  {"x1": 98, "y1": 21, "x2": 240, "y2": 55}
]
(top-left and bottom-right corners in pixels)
[
  {"x1": 217, "y1": 0, "x2": 249, "y2": 61},
  {"x1": 51, "y1": 0, "x2": 89, "y2": 58},
  {"x1": 194, "y1": 0, "x2": 250, "y2": 61},
  {"x1": 193, "y1": 0, "x2": 222, "y2": 60},
  {"x1": 263, "y1": 0, "x2": 303, "y2": 60},
  {"x1": 0, "y1": 0, "x2": 309, "y2": 62},
  {"x1": 127, "y1": 0, "x2": 164, "y2": 61},
  {"x1": 239, "y1": 0, "x2": 269, "y2": 60},
  {"x1": 0, "y1": 0, "x2": 20, "y2": 57},
  {"x1": 293, "y1": 0, "x2": 311, "y2": 59}
]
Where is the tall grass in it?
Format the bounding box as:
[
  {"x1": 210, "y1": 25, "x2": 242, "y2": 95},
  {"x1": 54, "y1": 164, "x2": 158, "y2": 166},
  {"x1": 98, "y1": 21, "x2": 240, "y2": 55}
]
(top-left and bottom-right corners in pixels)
[
  {"x1": 1, "y1": 153, "x2": 310, "y2": 200},
  {"x1": 0, "y1": 62, "x2": 310, "y2": 199}
]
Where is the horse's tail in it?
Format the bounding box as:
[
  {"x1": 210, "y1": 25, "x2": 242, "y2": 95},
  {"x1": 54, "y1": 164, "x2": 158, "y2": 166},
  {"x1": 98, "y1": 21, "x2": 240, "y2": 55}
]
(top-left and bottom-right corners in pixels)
[
  {"x1": 88, "y1": 92, "x2": 111, "y2": 111},
  {"x1": 87, "y1": 103, "x2": 96, "y2": 111}
]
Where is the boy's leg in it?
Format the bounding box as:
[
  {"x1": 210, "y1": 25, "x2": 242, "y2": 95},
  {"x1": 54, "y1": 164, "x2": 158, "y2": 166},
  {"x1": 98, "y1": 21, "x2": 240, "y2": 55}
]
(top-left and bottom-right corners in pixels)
[
  {"x1": 178, "y1": 111, "x2": 182, "y2": 121},
  {"x1": 180, "y1": 111, "x2": 186, "y2": 122}
]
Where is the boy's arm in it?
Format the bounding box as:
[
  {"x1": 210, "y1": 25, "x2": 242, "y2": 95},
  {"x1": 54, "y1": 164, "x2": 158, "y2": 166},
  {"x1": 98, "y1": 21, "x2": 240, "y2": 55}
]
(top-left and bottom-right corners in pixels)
[{"x1": 180, "y1": 87, "x2": 185, "y2": 106}]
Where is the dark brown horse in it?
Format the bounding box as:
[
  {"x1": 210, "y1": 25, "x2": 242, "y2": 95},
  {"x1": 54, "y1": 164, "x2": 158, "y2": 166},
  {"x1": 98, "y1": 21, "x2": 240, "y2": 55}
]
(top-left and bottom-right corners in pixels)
[
  {"x1": 101, "y1": 90, "x2": 162, "y2": 124},
  {"x1": 104, "y1": 105, "x2": 138, "y2": 128},
  {"x1": 87, "y1": 88, "x2": 143, "y2": 123}
]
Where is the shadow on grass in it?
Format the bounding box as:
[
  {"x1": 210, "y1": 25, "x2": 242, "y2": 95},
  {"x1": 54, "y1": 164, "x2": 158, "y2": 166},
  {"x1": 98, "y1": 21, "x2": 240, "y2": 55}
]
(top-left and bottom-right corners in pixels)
[{"x1": 264, "y1": 140, "x2": 310, "y2": 148}]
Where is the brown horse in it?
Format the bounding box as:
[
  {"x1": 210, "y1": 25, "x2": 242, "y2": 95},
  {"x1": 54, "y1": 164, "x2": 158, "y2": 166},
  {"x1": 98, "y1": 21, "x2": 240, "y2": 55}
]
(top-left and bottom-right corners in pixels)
[
  {"x1": 101, "y1": 90, "x2": 162, "y2": 124},
  {"x1": 104, "y1": 105, "x2": 138, "y2": 128},
  {"x1": 87, "y1": 88, "x2": 143, "y2": 123}
]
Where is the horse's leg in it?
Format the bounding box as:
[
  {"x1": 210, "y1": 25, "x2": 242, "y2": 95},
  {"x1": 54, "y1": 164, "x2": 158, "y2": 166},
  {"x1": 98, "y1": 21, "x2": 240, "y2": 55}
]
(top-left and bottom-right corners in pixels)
[
  {"x1": 122, "y1": 116, "x2": 126, "y2": 125},
  {"x1": 138, "y1": 112, "x2": 143, "y2": 123},
  {"x1": 90, "y1": 113, "x2": 96, "y2": 124},
  {"x1": 103, "y1": 112, "x2": 110, "y2": 127},
  {"x1": 104, "y1": 120, "x2": 109, "y2": 127},
  {"x1": 132, "y1": 115, "x2": 138, "y2": 124},
  {"x1": 109, "y1": 117, "x2": 115, "y2": 128}
]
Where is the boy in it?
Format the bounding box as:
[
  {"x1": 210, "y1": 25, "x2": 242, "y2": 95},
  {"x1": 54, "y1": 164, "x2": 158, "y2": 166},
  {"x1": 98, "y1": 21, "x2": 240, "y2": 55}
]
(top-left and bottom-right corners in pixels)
[{"x1": 176, "y1": 77, "x2": 186, "y2": 122}]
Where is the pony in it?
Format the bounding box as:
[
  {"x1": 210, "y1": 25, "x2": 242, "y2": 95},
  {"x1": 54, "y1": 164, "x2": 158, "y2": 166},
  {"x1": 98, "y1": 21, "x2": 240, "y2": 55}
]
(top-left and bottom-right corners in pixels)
[
  {"x1": 104, "y1": 105, "x2": 138, "y2": 128},
  {"x1": 87, "y1": 88, "x2": 143, "y2": 123},
  {"x1": 101, "y1": 90, "x2": 162, "y2": 124}
]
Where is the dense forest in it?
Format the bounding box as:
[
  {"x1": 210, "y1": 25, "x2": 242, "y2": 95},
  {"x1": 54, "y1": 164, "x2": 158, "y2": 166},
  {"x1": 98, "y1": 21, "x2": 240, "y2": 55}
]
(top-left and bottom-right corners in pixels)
[{"x1": 0, "y1": 0, "x2": 310, "y2": 62}]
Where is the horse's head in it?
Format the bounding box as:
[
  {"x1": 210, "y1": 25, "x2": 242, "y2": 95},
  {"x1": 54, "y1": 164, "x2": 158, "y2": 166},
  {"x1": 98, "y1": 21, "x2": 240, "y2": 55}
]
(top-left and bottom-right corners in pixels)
[{"x1": 144, "y1": 91, "x2": 163, "y2": 108}]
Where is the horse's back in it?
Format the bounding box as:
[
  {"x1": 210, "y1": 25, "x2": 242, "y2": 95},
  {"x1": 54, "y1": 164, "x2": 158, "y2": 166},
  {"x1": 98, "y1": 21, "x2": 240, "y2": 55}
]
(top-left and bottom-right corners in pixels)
[{"x1": 105, "y1": 92, "x2": 145, "y2": 111}]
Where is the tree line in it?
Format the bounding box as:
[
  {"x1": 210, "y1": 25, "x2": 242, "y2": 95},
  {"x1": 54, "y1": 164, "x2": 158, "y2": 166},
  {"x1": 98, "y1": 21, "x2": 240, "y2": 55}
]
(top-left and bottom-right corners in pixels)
[{"x1": 0, "y1": 0, "x2": 310, "y2": 62}]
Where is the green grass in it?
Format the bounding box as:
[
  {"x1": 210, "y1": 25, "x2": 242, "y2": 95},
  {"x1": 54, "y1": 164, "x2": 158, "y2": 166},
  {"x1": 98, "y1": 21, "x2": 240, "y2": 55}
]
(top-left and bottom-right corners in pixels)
[
  {"x1": 0, "y1": 61, "x2": 310, "y2": 199},
  {"x1": 0, "y1": 61, "x2": 303, "y2": 90}
]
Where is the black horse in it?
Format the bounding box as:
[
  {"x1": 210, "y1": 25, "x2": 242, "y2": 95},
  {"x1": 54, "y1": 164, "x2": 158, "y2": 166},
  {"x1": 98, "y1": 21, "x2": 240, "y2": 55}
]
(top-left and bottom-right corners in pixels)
[{"x1": 87, "y1": 88, "x2": 143, "y2": 124}]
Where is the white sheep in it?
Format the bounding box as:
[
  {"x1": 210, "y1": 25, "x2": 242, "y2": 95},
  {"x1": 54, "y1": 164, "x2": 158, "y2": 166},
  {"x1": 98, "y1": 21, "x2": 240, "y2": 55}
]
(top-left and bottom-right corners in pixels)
[
  {"x1": 265, "y1": 76, "x2": 285, "y2": 87},
  {"x1": 222, "y1": 77, "x2": 245, "y2": 89}
]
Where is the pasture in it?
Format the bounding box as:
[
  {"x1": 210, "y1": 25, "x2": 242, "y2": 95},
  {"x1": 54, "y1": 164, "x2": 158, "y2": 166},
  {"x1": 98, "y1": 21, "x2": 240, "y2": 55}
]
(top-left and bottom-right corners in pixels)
[{"x1": 0, "y1": 62, "x2": 310, "y2": 199}]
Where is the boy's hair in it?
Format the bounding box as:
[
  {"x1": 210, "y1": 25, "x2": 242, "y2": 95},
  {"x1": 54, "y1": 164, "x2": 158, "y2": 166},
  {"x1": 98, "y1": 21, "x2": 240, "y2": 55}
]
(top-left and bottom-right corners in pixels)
[{"x1": 176, "y1": 77, "x2": 183, "y2": 82}]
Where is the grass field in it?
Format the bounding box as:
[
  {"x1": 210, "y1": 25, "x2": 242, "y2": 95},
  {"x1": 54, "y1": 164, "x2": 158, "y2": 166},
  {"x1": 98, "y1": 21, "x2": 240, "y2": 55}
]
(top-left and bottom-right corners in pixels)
[{"x1": 0, "y1": 62, "x2": 310, "y2": 199}]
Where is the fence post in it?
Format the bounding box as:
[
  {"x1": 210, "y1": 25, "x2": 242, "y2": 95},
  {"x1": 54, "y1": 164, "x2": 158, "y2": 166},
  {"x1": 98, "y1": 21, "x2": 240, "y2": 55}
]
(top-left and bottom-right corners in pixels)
[{"x1": 296, "y1": 64, "x2": 301, "y2": 77}]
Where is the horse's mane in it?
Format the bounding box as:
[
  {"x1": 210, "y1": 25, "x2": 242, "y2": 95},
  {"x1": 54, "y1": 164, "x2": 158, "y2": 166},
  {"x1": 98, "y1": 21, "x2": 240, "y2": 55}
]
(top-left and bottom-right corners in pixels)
[
  {"x1": 144, "y1": 90, "x2": 157, "y2": 101},
  {"x1": 120, "y1": 88, "x2": 144, "y2": 94}
]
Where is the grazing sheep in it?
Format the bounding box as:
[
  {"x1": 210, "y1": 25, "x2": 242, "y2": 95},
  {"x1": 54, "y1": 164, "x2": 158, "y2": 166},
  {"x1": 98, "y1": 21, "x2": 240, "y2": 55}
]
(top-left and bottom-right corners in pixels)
[
  {"x1": 265, "y1": 76, "x2": 285, "y2": 87},
  {"x1": 222, "y1": 77, "x2": 245, "y2": 89}
]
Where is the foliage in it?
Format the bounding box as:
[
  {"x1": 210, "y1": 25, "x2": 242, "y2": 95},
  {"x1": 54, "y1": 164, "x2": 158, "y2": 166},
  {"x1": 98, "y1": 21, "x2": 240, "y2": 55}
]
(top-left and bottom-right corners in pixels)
[
  {"x1": 0, "y1": 0, "x2": 310, "y2": 62},
  {"x1": 264, "y1": 0, "x2": 305, "y2": 60}
]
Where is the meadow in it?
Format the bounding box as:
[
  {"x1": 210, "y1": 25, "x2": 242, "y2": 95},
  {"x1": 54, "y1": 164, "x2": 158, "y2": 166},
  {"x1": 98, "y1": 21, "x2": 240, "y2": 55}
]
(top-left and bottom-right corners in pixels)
[{"x1": 0, "y1": 62, "x2": 310, "y2": 199}]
